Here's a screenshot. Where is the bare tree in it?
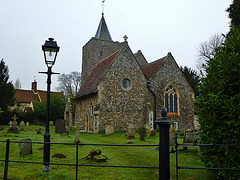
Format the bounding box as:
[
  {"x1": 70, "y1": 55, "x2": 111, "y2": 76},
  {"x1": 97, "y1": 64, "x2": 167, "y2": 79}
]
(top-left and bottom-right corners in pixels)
[
  {"x1": 195, "y1": 34, "x2": 225, "y2": 76},
  {"x1": 14, "y1": 78, "x2": 21, "y2": 89},
  {"x1": 56, "y1": 71, "x2": 81, "y2": 98}
]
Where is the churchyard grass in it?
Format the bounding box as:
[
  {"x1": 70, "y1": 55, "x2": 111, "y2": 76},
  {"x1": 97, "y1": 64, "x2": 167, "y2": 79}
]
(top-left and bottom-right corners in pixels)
[{"x1": 0, "y1": 125, "x2": 215, "y2": 179}]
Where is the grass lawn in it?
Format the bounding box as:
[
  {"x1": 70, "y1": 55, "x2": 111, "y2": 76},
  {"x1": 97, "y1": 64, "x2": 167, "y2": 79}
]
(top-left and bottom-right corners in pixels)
[{"x1": 0, "y1": 125, "x2": 215, "y2": 180}]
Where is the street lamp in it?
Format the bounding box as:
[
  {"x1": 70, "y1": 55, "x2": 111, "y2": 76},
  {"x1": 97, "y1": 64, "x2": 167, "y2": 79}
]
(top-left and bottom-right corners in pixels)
[{"x1": 40, "y1": 38, "x2": 60, "y2": 172}]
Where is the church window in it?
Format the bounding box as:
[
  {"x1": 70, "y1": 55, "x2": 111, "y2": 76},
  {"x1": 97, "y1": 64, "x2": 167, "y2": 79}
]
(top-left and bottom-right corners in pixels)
[
  {"x1": 91, "y1": 103, "x2": 94, "y2": 115},
  {"x1": 164, "y1": 85, "x2": 179, "y2": 115},
  {"x1": 121, "y1": 78, "x2": 132, "y2": 90}
]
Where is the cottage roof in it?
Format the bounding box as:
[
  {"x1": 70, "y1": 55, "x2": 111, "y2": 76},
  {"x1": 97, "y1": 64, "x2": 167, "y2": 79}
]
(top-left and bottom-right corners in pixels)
[
  {"x1": 95, "y1": 14, "x2": 112, "y2": 41},
  {"x1": 14, "y1": 89, "x2": 64, "y2": 103},
  {"x1": 75, "y1": 49, "x2": 120, "y2": 99},
  {"x1": 141, "y1": 56, "x2": 167, "y2": 80}
]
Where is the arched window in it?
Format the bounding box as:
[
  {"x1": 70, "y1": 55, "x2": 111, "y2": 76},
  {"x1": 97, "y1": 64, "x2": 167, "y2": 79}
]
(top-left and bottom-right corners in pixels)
[{"x1": 164, "y1": 85, "x2": 179, "y2": 115}]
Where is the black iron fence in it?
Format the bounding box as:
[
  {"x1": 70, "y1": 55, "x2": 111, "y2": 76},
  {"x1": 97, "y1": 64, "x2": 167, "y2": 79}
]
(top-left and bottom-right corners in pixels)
[
  {"x1": 174, "y1": 133, "x2": 240, "y2": 180},
  {"x1": 0, "y1": 139, "x2": 159, "y2": 180}
]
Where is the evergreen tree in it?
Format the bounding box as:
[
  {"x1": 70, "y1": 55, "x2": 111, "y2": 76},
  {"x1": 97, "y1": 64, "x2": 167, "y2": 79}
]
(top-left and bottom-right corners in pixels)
[
  {"x1": 195, "y1": 27, "x2": 240, "y2": 179},
  {"x1": 0, "y1": 59, "x2": 15, "y2": 110},
  {"x1": 180, "y1": 66, "x2": 200, "y2": 96},
  {"x1": 227, "y1": 0, "x2": 240, "y2": 27}
]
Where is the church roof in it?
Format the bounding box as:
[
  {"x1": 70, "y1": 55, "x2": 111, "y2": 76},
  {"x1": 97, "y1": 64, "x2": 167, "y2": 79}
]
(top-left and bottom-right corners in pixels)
[
  {"x1": 75, "y1": 49, "x2": 120, "y2": 99},
  {"x1": 141, "y1": 56, "x2": 167, "y2": 80},
  {"x1": 95, "y1": 14, "x2": 112, "y2": 41},
  {"x1": 14, "y1": 89, "x2": 64, "y2": 103}
]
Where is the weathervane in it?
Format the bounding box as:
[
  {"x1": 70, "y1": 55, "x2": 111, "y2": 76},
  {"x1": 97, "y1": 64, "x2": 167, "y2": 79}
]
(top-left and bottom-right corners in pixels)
[{"x1": 101, "y1": 0, "x2": 105, "y2": 14}]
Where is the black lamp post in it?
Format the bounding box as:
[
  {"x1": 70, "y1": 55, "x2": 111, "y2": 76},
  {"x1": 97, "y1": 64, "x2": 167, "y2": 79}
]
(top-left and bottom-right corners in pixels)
[{"x1": 39, "y1": 38, "x2": 60, "y2": 172}]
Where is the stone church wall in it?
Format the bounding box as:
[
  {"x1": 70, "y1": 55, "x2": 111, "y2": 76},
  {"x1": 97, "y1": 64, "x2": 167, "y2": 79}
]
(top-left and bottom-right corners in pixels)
[
  {"x1": 81, "y1": 38, "x2": 123, "y2": 85},
  {"x1": 149, "y1": 53, "x2": 194, "y2": 131},
  {"x1": 97, "y1": 45, "x2": 148, "y2": 131}
]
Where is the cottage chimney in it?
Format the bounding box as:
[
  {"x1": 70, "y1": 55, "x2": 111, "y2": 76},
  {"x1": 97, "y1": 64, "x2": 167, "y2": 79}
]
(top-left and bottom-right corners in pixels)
[{"x1": 32, "y1": 81, "x2": 37, "y2": 93}]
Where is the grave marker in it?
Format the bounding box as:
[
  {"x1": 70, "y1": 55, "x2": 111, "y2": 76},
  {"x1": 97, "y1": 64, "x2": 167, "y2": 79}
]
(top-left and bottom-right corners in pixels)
[
  {"x1": 20, "y1": 121, "x2": 25, "y2": 131},
  {"x1": 55, "y1": 119, "x2": 68, "y2": 134},
  {"x1": 7, "y1": 114, "x2": 20, "y2": 133},
  {"x1": 105, "y1": 125, "x2": 114, "y2": 136},
  {"x1": 19, "y1": 138, "x2": 33, "y2": 155},
  {"x1": 127, "y1": 123, "x2": 135, "y2": 139}
]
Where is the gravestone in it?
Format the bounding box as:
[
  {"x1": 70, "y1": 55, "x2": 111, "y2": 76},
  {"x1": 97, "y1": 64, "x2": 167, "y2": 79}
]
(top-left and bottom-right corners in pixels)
[
  {"x1": 20, "y1": 121, "x2": 25, "y2": 131},
  {"x1": 55, "y1": 119, "x2": 67, "y2": 134},
  {"x1": 183, "y1": 132, "x2": 196, "y2": 143},
  {"x1": 9, "y1": 121, "x2": 13, "y2": 128},
  {"x1": 105, "y1": 125, "x2": 114, "y2": 136},
  {"x1": 19, "y1": 138, "x2": 32, "y2": 155},
  {"x1": 12, "y1": 114, "x2": 18, "y2": 126},
  {"x1": 7, "y1": 114, "x2": 20, "y2": 133},
  {"x1": 26, "y1": 122, "x2": 29, "y2": 126},
  {"x1": 127, "y1": 123, "x2": 135, "y2": 139},
  {"x1": 169, "y1": 129, "x2": 176, "y2": 146},
  {"x1": 74, "y1": 122, "x2": 81, "y2": 143},
  {"x1": 49, "y1": 121, "x2": 54, "y2": 126}
]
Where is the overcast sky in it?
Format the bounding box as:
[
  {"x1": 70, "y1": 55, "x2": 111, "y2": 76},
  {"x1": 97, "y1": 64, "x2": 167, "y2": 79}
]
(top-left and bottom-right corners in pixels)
[{"x1": 0, "y1": 0, "x2": 232, "y2": 91}]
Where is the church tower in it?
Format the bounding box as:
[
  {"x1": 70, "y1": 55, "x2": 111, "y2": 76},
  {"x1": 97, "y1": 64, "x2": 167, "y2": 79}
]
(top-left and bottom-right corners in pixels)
[{"x1": 81, "y1": 13, "x2": 123, "y2": 85}]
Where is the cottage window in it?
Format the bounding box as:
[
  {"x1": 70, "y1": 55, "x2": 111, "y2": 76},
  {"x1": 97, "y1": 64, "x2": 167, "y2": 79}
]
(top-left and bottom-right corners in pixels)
[{"x1": 164, "y1": 85, "x2": 179, "y2": 116}]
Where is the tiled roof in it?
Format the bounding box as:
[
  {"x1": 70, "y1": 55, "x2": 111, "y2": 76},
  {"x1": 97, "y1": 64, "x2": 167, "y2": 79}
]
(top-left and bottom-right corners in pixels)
[
  {"x1": 14, "y1": 89, "x2": 64, "y2": 103},
  {"x1": 14, "y1": 89, "x2": 39, "y2": 103},
  {"x1": 141, "y1": 56, "x2": 167, "y2": 80},
  {"x1": 75, "y1": 49, "x2": 120, "y2": 99}
]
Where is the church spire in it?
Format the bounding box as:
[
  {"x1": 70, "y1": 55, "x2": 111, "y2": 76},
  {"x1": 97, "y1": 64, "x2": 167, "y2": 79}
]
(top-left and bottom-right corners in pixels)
[{"x1": 95, "y1": 1, "x2": 112, "y2": 41}]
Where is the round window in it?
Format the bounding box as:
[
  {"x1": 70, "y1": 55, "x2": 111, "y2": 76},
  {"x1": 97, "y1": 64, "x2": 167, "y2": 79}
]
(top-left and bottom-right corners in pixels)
[{"x1": 122, "y1": 78, "x2": 131, "y2": 90}]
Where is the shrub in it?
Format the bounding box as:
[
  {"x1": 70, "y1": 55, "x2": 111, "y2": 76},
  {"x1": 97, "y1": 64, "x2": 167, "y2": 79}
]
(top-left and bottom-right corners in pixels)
[{"x1": 195, "y1": 27, "x2": 240, "y2": 179}]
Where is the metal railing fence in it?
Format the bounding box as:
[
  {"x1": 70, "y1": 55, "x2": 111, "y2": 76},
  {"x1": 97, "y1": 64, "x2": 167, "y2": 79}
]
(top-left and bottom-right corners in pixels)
[{"x1": 0, "y1": 139, "x2": 159, "y2": 180}]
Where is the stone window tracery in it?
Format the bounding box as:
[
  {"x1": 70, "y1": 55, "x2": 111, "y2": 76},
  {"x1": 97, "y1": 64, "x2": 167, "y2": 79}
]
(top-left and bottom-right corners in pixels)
[{"x1": 164, "y1": 85, "x2": 179, "y2": 116}]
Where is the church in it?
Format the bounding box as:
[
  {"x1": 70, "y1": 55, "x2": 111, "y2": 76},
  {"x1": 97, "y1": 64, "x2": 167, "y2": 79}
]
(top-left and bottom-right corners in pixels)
[{"x1": 73, "y1": 13, "x2": 195, "y2": 133}]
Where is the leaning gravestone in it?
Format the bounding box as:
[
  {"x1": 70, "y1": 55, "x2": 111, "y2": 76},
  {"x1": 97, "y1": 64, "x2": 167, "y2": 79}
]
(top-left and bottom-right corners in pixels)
[
  {"x1": 55, "y1": 119, "x2": 67, "y2": 134},
  {"x1": 20, "y1": 121, "x2": 25, "y2": 131},
  {"x1": 127, "y1": 123, "x2": 135, "y2": 139},
  {"x1": 19, "y1": 138, "x2": 33, "y2": 155},
  {"x1": 105, "y1": 125, "x2": 114, "y2": 136}
]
